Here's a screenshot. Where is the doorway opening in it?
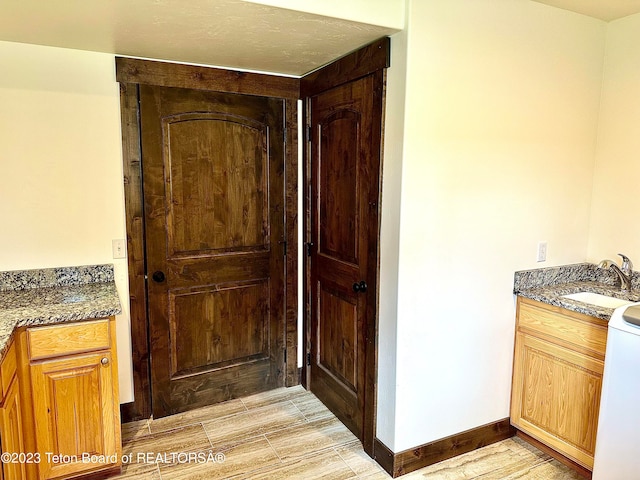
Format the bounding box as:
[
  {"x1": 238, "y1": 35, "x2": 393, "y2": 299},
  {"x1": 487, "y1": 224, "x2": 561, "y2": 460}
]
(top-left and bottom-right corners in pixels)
[{"x1": 117, "y1": 36, "x2": 389, "y2": 456}]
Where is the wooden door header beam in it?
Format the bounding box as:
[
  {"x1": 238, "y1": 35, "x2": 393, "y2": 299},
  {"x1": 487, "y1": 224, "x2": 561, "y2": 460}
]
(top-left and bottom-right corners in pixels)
[
  {"x1": 300, "y1": 37, "x2": 390, "y2": 99},
  {"x1": 116, "y1": 57, "x2": 300, "y2": 100},
  {"x1": 116, "y1": 36, "x2": 389, "y2": 100}
]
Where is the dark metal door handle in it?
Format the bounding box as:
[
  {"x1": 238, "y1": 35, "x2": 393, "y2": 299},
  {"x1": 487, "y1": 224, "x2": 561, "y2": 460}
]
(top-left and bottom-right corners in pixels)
[
  {"x1": 352, "y1": 281, "x2": 367, "y2": 293},
  {"x1": 152, "y1": 271, "x2": 166, "y2": 283}
]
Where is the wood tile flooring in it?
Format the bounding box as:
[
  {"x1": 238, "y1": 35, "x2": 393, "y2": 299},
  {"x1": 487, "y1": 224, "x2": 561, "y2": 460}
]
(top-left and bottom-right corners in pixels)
[{"x1": 117, "y1": 386, "x2": 583, "y2": 479}]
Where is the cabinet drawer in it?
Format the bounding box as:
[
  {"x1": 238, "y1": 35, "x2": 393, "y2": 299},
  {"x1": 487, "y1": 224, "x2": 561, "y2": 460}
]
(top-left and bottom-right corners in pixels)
[
  {"x1": 27, "y1": 319, "x2": 110, "y2": 360},
  {"x1": 0, "y1": 340, "x2": 17, "y2": 398},
  {"x1": 517, "y1": 298, "x2": 607, "y2": 357}
]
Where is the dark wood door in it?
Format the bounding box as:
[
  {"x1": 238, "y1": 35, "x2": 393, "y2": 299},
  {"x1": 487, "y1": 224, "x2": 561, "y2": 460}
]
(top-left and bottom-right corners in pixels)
[
  {"x1": 140, "y1": 85, "x2": 286, "y2": 417},
  {"x1": 309, "y1": 72, "x2": 383, "y2": 441}
]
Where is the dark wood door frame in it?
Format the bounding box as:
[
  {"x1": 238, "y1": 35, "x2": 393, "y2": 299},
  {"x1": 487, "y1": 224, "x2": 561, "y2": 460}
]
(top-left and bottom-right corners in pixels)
[
  {"x1": 116, "y1": 58, "x2": 300, "y2": 421},
  {"x1": 301, "y1": 38, "x2": 390, "y2": 456},
  {"x1": 115, "y1": 38, "x2": 389, "y2": 444}
]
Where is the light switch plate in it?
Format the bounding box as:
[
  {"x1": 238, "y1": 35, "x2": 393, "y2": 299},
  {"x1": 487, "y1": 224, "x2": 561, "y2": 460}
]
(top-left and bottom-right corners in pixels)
[
  {"x1": 112, "y1": 239, "x2": 126, "y2": 259},
  {"x1": 537, "y1": 241, "x2": 547, "y2": 262}
]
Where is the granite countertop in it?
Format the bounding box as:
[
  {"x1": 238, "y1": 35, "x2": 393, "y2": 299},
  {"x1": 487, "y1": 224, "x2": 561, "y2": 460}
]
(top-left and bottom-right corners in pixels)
[
  {"x1": 0, "y1": 265, "x2": 122, "y2": 360},
  {"x1": 514, "y1": 263, "x2": 640, "y2": 320},
  {"x1": 516, "y1": 280, "x2": 640, "y2": 320}
]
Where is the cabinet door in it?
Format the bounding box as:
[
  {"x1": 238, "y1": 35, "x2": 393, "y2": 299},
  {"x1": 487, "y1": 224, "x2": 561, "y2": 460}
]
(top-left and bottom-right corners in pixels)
[
  {"x1": 31, "y1": 351, "x2": 118, "y2": 480},
  {"x1": 511, "y1": 332, "x2": 603, "y2": 469},
  {"x1": 0, "y1": 376, "x2": 26, "y2": 480}
]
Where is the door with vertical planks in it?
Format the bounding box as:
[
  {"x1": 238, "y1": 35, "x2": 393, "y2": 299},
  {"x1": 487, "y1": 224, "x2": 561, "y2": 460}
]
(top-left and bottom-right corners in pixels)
[
  {"x1": 308, "y1": 70, "x2": 384, "y2": 445},
  {"x1": 140, "y1": 85, "x2": 286, "y2": 417}
]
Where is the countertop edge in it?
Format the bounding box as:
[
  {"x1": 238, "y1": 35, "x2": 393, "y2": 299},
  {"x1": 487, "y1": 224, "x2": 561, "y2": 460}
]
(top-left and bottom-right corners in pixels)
[
  {"x1": 515, "y1": 280, "x2": 640, "y2": 321},
  {"x1": 0, "y1": 281, "x2": 122, "y2": 361}
]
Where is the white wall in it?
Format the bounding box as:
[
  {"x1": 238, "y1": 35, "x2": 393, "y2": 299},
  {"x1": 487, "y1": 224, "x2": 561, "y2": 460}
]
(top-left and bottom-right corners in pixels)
[
  {"x1": 385, "y1": 0, "x2": 606, "y2": 452},
  {"x1": 0, "y1": 41, "x2": 133, "y2": 403},
  {"x1": 377, "y1": 27, "x2": 408, "y2": 446},
  {"x1": 587, "y1": 13, "x2": 640, "y2": 264}
]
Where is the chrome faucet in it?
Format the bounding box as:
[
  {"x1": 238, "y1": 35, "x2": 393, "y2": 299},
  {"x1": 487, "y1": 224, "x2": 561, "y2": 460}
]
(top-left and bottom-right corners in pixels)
[{"x1": 598, "y1": 253, "x2": 634, "y2": 292}]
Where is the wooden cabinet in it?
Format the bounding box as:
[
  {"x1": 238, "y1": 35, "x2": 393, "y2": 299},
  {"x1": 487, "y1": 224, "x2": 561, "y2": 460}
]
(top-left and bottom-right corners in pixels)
[
  {"x1": 26, "y1": 318, "x2": 122, "y2": 480},
  {"x1": 0, "y1": 341, "x2": 26, "y2": 480},
  {"x1": 511, "y1": 297, "x2": 608, "y2": 470}
]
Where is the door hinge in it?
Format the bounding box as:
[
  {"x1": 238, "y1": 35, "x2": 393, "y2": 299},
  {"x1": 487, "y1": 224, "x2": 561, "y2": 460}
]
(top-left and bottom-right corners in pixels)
[
  {"x1": 280, "y1": 240, "x2": 287, "y2": 256},
  {"x1": 307, "y1": 352, "x2": 311, "y2": 366},
  {"x1": 284, "y1": 348, "x2": 287, "y2": 364},
  {"x1": 306, "y1": 242, "x2": 314, "y2": 257},
  {"x1": 283, "y1": 127, "x2": 287, "y2": 144},
  {"x1": 307, "y1": 125, "x2": 312, "y2": 143}
]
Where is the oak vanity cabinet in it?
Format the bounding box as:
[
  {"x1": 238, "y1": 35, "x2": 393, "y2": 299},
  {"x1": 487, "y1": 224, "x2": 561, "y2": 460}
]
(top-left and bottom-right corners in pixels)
[
  {"x1": 0, "y1": 341, "x2": 26, "y2": 480},
  {"x1": 21, "y1": 317, "x2": 122, "y2": 480},
  {"x1": 511, "y1": 297, "x2": 607, "y2": 470}
]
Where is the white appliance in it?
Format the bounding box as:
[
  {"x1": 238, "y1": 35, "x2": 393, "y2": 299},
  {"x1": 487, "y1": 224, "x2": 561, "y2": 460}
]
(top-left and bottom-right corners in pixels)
[{"x1": 593, "y1": 302, "x2": 640, "y2": 479}]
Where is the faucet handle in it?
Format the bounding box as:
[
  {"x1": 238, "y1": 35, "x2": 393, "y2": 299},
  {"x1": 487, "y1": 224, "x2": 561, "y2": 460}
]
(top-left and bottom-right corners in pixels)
[{"x1": 618, "y1": 253, "x2": 633, "y2": 273}]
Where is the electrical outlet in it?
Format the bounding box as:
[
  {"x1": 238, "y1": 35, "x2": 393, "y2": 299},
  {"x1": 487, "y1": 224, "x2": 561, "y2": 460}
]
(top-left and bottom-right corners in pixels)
[
  {"x1": 112, "y1": 239, "x2": 126, "y2": 259},
  {"x1": 537, "y1": 241, "x2": 547, "y2": 262}
]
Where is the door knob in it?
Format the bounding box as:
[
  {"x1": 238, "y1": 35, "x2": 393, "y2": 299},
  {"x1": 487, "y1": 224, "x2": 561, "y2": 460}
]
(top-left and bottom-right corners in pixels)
[
  {"x1": 352, "y1": 281, "x2": 368, "y2": 293},
  {"x1": 152, "y1": 271, "x2": 166, "y2": 283},
  {"x1": 101, "y1": 357, "x2": 109, "y2": 366}
]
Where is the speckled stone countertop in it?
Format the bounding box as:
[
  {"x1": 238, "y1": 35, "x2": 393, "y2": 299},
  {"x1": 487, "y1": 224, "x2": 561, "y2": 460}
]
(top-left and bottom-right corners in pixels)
[
  {"x1": 514, "y1": 263, "x2": 640, "y2": 320},
  {"x1": 0, "y1": 265, "x2": 122, "y2": 360}
]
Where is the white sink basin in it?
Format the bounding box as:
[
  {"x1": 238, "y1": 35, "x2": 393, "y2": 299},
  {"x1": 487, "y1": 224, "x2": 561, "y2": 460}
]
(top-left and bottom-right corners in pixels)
[{"x1": 561, "y1": 292, "x2": 634, "y2": 309}]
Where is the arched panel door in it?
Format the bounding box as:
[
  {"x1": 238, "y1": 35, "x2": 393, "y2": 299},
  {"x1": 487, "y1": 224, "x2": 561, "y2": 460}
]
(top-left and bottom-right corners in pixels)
[
  {"x1": 309, "y1": 73, "x2": 384, "y2": 444},
  {"x1": 140, "y1": 85, "x2": 286, "y2": 417}
]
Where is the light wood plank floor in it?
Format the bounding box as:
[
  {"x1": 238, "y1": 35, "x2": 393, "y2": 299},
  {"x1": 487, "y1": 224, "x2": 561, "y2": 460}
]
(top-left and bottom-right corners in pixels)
[{"x1": 117, "y1": 386, "x2": 583, "y2": 479}]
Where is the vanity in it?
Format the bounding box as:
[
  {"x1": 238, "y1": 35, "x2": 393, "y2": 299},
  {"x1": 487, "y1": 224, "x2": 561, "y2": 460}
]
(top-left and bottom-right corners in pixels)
[
  {"x1": 0, "y1": 265, "x2": 122, "y2": 480},
  {"x1": 511, "y1": 262, "x2": 639, "y2": 472}
]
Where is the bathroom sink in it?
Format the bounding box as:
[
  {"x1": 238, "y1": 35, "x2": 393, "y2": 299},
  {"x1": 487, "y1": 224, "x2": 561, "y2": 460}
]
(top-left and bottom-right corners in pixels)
[{"x1": 561, "y1": 292, "x2": 634, "y2": 309}]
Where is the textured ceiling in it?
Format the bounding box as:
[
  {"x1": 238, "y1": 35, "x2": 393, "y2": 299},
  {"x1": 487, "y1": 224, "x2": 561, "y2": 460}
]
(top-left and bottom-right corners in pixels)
[
  {"x1": 531, "y1": 0, "x2": 640, "y2": 21},
  {"x1": 0, "y1": 0, "x2": 397, "y2": 76}
]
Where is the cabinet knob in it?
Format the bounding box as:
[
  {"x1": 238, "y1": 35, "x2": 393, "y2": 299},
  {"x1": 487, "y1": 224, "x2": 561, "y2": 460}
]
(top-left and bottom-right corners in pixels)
[{"x1": 101, "y1": 357, "x2": 110, "y2": 366}]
